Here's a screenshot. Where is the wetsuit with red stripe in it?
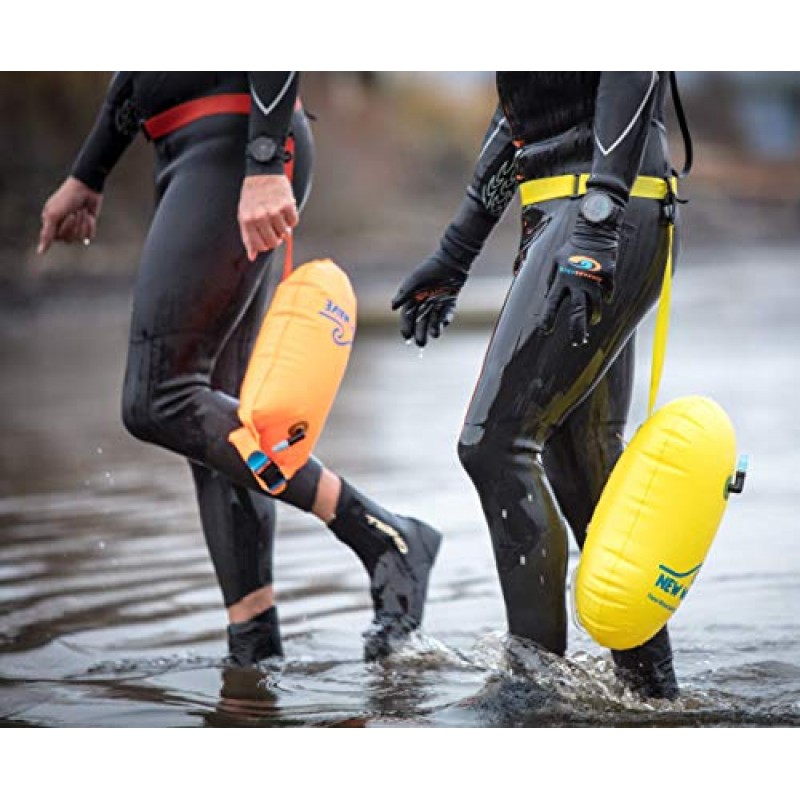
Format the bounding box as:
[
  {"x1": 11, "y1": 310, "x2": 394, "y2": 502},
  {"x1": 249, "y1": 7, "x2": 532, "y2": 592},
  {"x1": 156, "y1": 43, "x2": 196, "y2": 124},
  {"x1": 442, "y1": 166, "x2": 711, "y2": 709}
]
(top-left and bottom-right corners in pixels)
[
  {"x1": 72, "y1": 72, "x2": 299, "y2": 189},
  {"x1": 70, "y1": 72, "x2": 317, "y2": 613},
  {"x1": 69, "y1": 72, "x2": 443, "y2": 666}
]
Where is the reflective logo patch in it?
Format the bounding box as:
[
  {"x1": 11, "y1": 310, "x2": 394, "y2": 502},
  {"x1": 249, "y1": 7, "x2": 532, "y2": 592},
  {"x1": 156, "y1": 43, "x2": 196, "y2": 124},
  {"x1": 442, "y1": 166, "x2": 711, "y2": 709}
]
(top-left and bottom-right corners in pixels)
[{"x1": 365, "y1": 513, "x2": 409, "y2": 554}]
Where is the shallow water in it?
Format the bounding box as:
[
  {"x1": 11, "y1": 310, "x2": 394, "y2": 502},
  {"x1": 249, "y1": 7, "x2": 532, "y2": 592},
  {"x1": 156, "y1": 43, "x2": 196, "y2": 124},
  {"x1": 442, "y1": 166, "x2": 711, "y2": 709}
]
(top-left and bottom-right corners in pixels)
[{"x1": 1, "y1": 250, "x2": 799, "y2": 727}]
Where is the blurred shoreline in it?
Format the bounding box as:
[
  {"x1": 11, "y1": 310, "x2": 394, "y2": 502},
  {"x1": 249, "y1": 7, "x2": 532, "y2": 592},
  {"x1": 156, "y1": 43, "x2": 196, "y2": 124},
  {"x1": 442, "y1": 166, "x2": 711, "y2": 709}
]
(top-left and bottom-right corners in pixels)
[
  {"x1": 5, "y1": 238, "x2": 799, "y2": 332},
  {"x1": 4, "y1": 72, "x2": 800, "y2": 302}
]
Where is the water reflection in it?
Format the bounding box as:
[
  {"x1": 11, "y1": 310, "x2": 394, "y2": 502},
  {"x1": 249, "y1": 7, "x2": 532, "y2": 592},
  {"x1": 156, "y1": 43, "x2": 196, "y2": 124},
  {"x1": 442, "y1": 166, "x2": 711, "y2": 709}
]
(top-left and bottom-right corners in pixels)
[{"x1": 2, "y1": 253, "x2": 800, "y2": 726}]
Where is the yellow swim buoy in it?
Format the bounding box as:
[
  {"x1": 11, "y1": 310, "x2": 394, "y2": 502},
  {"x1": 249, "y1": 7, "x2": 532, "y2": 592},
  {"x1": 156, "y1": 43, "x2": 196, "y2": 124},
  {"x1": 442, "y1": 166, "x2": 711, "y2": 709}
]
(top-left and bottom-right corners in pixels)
[
  {"x1": 229, "y1": 258, "x2": 356, "y2": 494},
  {"x1": 575, "y1": 395, "x2": 746, "y2": 650}
]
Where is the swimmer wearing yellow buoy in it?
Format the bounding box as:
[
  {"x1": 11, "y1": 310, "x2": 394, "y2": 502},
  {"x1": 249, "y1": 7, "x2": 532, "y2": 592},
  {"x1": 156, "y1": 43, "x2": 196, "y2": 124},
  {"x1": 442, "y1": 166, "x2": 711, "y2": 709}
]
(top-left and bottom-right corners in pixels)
[
  {"x1": 393, "y1": 72, "x2": 747, "y2": 699},
  {"x1": 576, "y1": 397, "x2": 746, "y2": 651}
]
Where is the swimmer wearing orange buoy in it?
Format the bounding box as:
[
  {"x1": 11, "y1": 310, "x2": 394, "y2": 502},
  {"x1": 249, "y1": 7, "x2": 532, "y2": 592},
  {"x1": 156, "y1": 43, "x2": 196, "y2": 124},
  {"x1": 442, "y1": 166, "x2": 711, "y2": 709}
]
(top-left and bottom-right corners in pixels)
[{"x1": 37, "y1": 72, "x2": 442, "y2": 666}]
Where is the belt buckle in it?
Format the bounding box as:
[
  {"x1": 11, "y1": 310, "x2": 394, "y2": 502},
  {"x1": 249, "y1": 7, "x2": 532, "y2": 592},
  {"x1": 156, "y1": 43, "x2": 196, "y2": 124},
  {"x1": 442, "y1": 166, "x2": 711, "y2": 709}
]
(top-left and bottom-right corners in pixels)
[
  {"x1": 570, "y1": 174, "x2": 582, "y2": 199},
  {"x1": 661, "y1": 174, "x2": 679, "y2": 224}
]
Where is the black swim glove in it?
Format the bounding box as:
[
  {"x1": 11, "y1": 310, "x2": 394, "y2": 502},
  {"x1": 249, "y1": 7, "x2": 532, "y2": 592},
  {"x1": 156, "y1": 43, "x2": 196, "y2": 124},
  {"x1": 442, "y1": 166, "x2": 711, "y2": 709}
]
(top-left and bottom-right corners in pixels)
[
  {"x1": 391, "y1": 255, "x2": 468, "y2": 347},
  {"x1": 540, "y1": 193, "x2": 623, "y2": 347},
  {"x1": 391, "y1": 196, "x2": 496, "y2": 347}
]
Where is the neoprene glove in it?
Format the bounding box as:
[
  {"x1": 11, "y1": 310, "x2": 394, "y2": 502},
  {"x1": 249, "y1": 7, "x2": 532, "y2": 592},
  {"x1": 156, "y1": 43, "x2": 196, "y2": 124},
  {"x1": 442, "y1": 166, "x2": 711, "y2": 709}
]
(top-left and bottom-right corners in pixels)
[
  {"x1": 391, "y1": 196, "x2": 496, "y2": 347},
  {"x1": 540, "y1": 196, "x2": 622, "y2": 347},
  {"x1": 391, "y1": 254, "x2": 468, "y2": 347}
]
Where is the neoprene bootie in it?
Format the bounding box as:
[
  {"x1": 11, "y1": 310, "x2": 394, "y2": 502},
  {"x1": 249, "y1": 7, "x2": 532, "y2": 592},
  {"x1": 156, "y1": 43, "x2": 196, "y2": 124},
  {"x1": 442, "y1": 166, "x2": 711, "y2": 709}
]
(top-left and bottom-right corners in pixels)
[
  {"x1": 328, "y1": 480, "x2": 442, "y2": 660},
  {"x1": 612, "y1": 627, "x2": 679, "y2": 700},
  {"x1": 226, "y1": 605, "x2": 283, "y2": 665}
]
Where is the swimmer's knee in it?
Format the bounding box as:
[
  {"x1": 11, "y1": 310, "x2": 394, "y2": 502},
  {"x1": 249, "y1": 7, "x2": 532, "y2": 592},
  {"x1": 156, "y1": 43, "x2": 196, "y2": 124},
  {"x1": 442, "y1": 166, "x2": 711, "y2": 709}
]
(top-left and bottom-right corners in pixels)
[
  {"x1": 121, "y1": 389, "x2": 162, "y2": 445},
  {"x1": 457, "y1": 434, "x2": 480, "y2": 481},
  {"x1": 121, "y1": 377, "x2": 179, "y2": 447},
  {"x1": 459, "y1": 423, "x2": 544, "y2": 487},
  {"x1": 122, "y1": 362, "x2": 210, "y2": 447},
  {"x1": 458, "y1": 424, "x2": 507, "y2": 484}
]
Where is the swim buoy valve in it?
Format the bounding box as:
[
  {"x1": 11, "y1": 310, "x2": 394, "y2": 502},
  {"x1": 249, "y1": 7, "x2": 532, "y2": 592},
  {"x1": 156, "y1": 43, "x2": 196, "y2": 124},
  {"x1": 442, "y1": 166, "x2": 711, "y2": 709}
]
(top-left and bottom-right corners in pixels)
[
  {"x1": 724, "y1": 454, "x2": 749, "y2": 498},
  {"x1": 244, "y1": 429, "x2": 308, "y2": 493}
]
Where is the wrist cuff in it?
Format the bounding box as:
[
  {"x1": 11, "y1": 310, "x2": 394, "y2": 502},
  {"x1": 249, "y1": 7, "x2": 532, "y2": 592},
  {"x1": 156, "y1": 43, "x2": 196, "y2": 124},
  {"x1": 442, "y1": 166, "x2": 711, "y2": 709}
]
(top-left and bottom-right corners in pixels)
[
  {"x1": 70, "y1": 166, "x2": 106, "y2": 194},
  {"x1": 245, "y1": 154, "x2": 287, "y2": 177},
  {"x1": 439, "y1": 194, "x2": 498, "y2": 268}
]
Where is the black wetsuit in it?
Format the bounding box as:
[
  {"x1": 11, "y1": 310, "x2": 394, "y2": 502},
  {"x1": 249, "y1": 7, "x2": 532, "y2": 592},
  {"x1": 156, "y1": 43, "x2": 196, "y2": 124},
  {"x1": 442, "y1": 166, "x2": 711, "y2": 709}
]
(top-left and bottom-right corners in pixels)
[
  {"x1": 71, "y1": 72, "x2": 319, "y2": 609},
  {"x1": 71, "y1": 73, "x2": 442, "y2": 663},
  {"x1": 394, "y1": 72, "x2": 680, "y2": 697}
]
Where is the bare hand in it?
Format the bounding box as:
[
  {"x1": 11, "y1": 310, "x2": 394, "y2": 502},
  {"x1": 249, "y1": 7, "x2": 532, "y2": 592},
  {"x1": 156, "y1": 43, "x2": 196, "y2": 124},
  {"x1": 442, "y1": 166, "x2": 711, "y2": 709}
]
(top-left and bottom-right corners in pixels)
[
  {"x1": 38, "y1": 177, "x2": 103, "y2": 254},
  {"x1": 238, "y1": 174, "x2": 298, "y2": 262}
]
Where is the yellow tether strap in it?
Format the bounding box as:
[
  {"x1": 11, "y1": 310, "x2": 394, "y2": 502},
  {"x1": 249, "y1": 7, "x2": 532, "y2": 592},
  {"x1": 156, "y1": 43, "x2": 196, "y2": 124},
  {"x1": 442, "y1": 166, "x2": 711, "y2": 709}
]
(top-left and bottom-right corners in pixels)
[
  {"x1": 648, "y1": 223, "x2": 673, "y2": 416},
  {"x1": 518, "y1": 172, "x2": 678, "y2": 418}
]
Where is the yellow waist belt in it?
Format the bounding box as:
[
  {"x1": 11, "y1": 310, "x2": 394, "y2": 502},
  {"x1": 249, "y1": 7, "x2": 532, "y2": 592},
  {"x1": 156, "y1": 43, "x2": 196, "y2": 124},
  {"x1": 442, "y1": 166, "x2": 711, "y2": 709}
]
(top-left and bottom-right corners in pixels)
[
  {"x1": 519, "y1": 173, "x2": 678, "y2": 207},
  {"x1": 518, "y1": 172, "x2": 679, "y2": 417}
]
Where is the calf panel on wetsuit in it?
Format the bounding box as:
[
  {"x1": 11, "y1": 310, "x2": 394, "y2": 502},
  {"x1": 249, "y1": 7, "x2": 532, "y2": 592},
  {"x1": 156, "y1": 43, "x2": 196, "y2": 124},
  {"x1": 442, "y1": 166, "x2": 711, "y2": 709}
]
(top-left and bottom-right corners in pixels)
[
  {"x1": 190, "y1": 264, "x2": 277, "y2": 608},
  {"x1": 458, "y1": 194, "x2": 670, "y2": 653},
  {"x1": 121, "y1": 110, "x2": 322, "y2": 512},
  {"x1": 192, "y1": 462, "x2": 277, "y2": 607}
]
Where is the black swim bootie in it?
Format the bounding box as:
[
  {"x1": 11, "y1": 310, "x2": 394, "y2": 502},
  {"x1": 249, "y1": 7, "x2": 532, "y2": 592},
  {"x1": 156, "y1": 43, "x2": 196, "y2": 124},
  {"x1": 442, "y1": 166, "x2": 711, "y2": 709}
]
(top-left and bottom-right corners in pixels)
[
  {"x1": 328, "y1": 481, "x2": 442, "y2": 660},
  {"x1": 226, "y1": 605, "x2": 283, "y2": 666},
  {"x1": 612, "y1": 627, "x2": 679, "y2": 701}
]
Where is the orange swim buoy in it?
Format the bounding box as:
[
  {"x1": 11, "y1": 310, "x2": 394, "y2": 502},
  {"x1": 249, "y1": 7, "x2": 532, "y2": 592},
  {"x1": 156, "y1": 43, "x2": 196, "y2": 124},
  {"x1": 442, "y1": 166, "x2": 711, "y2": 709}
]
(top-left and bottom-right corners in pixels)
[{"x1": 228, "y1": 258, "x2": 357, "y2": 493}]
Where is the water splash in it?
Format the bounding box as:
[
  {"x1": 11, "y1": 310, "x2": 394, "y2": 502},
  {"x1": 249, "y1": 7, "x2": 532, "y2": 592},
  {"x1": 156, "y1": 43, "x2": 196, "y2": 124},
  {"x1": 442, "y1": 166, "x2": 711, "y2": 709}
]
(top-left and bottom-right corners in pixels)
[
  {"x1": 368, "y1": 632, "x2": 474, "y2": 671},
  {"x1": 444, "y1": 634, "x2": 682, "y2": 725}
]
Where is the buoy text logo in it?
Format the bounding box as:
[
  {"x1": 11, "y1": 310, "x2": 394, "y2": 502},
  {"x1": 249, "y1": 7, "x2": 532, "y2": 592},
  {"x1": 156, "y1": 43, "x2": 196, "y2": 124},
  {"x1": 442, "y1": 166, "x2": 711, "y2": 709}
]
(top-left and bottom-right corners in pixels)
[
  {"x1": 647, "y1": 563, "x2": 702, "y2": 612},
  {"x1": 319, "y1": 299, "x2": 355, "y2": 347}
]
